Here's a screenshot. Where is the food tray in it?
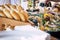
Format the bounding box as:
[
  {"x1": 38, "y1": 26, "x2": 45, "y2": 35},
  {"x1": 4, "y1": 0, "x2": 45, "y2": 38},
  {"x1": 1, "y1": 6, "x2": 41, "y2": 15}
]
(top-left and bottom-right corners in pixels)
[{"x1": 0, "y1": 17, "x2": 30, "y2": 26}]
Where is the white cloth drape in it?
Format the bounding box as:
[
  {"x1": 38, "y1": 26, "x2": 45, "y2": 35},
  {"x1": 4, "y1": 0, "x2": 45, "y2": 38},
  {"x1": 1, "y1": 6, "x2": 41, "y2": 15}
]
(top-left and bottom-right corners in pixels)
[
  {"x1": 0, "y1": 0, "x2": 21, "y2": 5},
  {"x1": 11, "y1": 0, "x2": 21, "y2": 5},
  {"x1": 11, "y1": 0, "x2": 28, "y2": 10},
  {"x1": 0, "y1": 25, "x2": 50, "y2": 40},
  {"x1": 0, "y1": 0, "x2": 10, "y2": 5}
]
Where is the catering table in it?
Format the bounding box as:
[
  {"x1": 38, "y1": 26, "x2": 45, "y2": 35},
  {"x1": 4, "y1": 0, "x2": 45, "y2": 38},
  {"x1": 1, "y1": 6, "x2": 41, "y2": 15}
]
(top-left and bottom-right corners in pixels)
[{"x1": 0, "y1": 25, "x2": 50, "y2": 40}]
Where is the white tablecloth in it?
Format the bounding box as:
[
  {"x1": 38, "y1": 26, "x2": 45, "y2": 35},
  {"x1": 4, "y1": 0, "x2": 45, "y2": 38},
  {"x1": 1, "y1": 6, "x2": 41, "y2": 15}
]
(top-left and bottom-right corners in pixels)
[{"x1": 0, "y1": 25, "x2": 50, "y2": 40}]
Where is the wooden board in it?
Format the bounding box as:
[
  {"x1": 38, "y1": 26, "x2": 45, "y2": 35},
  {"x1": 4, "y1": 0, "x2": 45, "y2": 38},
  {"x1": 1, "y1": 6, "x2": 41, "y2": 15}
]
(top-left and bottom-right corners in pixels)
[{"x1": 0, "y1": 17, "x2": 30, "y2": 26}]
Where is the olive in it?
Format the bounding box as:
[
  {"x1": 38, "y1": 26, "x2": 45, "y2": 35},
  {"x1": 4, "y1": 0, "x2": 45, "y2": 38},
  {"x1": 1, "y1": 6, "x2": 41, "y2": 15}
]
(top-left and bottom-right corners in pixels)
[
  {"x1": 29, "y1": 18, "x2": 33, "y2": 21},
  {"x1": 32, "y1": 19, "x2": 38, "y2": 26}
]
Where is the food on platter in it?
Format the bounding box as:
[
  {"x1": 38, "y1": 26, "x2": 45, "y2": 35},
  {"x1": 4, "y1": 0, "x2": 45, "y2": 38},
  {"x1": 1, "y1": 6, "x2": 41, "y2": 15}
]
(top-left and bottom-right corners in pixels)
[
  {"x1": 0, "y1": 4, "x2": 30, "y2": 31},
  {"x1": 0, "y1": 4, "x2": 29, "y2": 21},
  {"x1": 16, "y1": 5, "x2": 24, "y2": 11},
  {"x1": 10, "y1": 5, "x2": 17, "y2": 10},
  {"x1": 40, "y1": 25, "x2": 45, "y2": 31},
  {"x1": 0, "y1": 7, "x2": 4, "y2": 10},
  {"x1": 21, "y1": 10, "x2": 29, "y2": 21},
  {"x1": 10, "y1": 10, "x2": 20, "y2": 21},
  {"x1": 3, "y1": 4, "x2": 11, "y2": 11},
  {"x1": 3, "y1": 8, "x2": 13, "y2": 19},
  {"x1": 0, "y1": 10, "x2": 6, "y2": 17}
]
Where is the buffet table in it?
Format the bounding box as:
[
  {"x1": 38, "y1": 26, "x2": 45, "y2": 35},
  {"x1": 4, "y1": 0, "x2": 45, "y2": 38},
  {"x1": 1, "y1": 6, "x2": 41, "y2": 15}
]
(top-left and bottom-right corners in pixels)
[{"x1": 0, "y1": 25, "x2": 50, "y2": 40}]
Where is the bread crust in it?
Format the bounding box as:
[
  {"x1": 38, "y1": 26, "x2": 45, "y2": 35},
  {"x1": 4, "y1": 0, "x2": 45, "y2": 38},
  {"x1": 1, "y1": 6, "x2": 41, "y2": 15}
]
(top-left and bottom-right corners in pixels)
[
  {"x1": 0, "y1": 10, "x2": 6, "y2": 17},
  {"x1": 10, "y1": 10, "x2": 20, "y2": 21},
  {"x1": 21, "y1": 10, "x2": 29, "y2": 21},
  {"x1": 3, "y1": 9, "x2": 13, "y2": 18}
]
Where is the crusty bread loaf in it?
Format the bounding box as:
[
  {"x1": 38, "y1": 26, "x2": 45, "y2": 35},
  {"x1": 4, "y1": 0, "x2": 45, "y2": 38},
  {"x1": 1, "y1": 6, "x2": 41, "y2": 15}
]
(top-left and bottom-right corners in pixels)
[
  {"x1": 18, "y1": 12, "x2": 25, "y2": 21},
  {"x1": 0, "y1": 5, "x2": 5, "y2": 8},
  {"x1": 21, "y1": 10, "x2": 29, "y2": 21},
  {"x1": 5, "y1": 4, "x2": 11, "y2": 8},
  {"x1": 0, "y1": 10, "x2": 6, "y2": 17},
  {"x1": 16, "y1": 5, "x2": 23, "y2": 11},
  {"x1": 15, "y1": 10, "x2": 25, "y2": 21},
  {"x1": 10, "y1": 10, "x2": 20, "y2": 21},
  {"x1": 10, "y1": 26, "x2": 15, "y2": 30},
  {"x1": 0, "y1": 5, "x2": 5, "y2": 10},
  {"x1": 0, "y1": 4, "x2": 30, "y2": 31},
  {"x1": 3, "y1": 9, "x2": 13, "y2": 18},
  {"x1": 4, "y1": 4, "x2": 11, "y2": 11},
  {"x1": 0, "y1": 7, "x2": 4, "y2": 10},
  {"x1": 0, "y1": 4, "x2": 29, "y2": 22},
  {"x1": 16, "y1": 5, "x2": 28, "y2": 21},
  {"x1": 10, "y1": 5, "x2": 16, "y2": 10}
]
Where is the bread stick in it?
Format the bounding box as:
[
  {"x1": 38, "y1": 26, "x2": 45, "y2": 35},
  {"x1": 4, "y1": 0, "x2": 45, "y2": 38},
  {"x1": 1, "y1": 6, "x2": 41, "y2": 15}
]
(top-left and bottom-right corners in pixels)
[
  {"x1": 3, "y1": 4, "x2": 11, "y2": 11},
  {"x1": 0, "y1": 10, "x2": 6, "y2": 17},
  {"x1": 10, "y1": 10, "x2": 20, "y2": 21},
  {"x1": 21, "y1": 10, "x2": 29, "y2": 21},
  {"x1": 16, "y1": 5, "x2": 23, "y2": 11},
  {"x1": 12, "y1": 9, "x2": 25, "y2": 21},
  {"x1": 3, "y1": 9, "x2": 13, "y2": 18}
]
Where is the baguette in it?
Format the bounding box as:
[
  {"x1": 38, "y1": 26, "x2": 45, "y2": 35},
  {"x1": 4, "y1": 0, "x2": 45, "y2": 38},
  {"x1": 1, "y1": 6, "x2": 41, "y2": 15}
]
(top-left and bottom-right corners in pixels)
[
  {"x1": 10, "y1": 5, "x2": 16, "y2": 10},
  {"x1": 10, "y1": 26, "x2": 15, "y2": 30},
  {"x1": 5, "y1": 4, "x2": 11, "y2": 8},
  {"x1": 4, "y1": 4, "x2": 11, "y2": 11},
  {"x1": 18, "y1": 12, "x2": 25, "y2": 21},
  {"x1": 0, "y1": 10, "x2": 6, "y2": 17},
  {"x1": 10, "y1": 10, "x2": 20, "y2": 21},
  {"x1": 0, "y1": 7, "x2": 4, "y2": 11},
  {"x1": 11, "y1": 6, "x2": 25, "y2": 21},
  {"x1": 0, "y1": 4, "x2": 28, "y2": 22},
  {"x1": 3, "y1": 9, "x2": 13, "y2": 18},
  {"x1": 12, "y1": 9, "x2": 25, "y2": 21},
  {"x1": 0, "y1": 5, "x2": 5, "y2": 10},
  {"x1": 21, "y1": 10, "x2": 29, "y2": 21},
  {"x1": 0, "y1": 5, "x2": 5, "y2": 8},
  {"x1": 16, "y1": 5, "x2": 23, "y2": 11}
]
